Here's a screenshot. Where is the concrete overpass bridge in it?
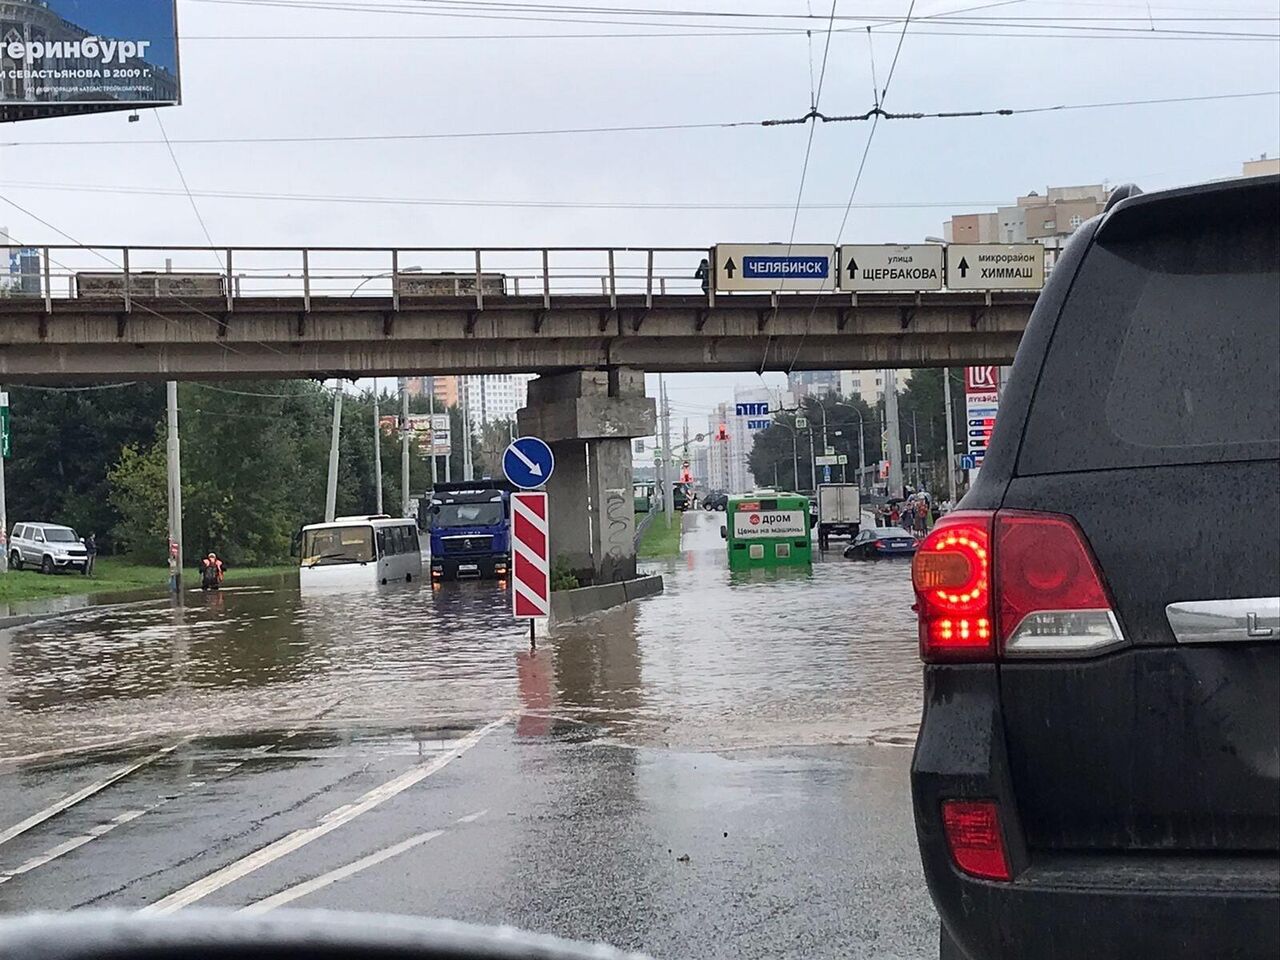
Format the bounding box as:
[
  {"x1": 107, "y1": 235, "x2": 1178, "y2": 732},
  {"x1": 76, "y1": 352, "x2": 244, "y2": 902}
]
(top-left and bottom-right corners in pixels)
[
  {"x1": 0, "y1": 243, "x2": 1038, "y2": 590},
  {"x1": 0, "y1": 244, "x2": 1033, "y2": 381}
]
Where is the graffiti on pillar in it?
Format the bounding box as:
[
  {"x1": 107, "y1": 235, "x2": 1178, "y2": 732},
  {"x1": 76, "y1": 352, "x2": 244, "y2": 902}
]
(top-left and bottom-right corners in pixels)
[{"x1": 604, "y1": 487, "x2": 632, "y2": 562}]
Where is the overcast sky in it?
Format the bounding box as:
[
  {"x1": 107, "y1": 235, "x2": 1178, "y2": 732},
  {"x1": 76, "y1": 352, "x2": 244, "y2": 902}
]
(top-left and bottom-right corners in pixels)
[{"x1": 2, "y1": 0, "x2": 1277, "y2": 421}]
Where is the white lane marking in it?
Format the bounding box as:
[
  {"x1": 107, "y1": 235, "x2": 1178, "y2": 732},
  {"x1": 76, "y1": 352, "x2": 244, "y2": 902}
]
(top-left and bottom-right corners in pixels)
[
  {"x1": 0, "y1": 744, "x2": 179, "y2": 848},
  {"x1": 140, "y1": 714, "x2": 512, "y2": 915},
  {"x1": 0, "y1": 733, "x2": 151, "y2": 770},
  {"x1": 240, "y1": 809, "x2": 488, "y2": 915},
  {"x1": 238, "y1": 829, "x2": 446, "y2": 914},
  {"x1": 0, "y1": 809, "x2": 148, "y2": 884}
]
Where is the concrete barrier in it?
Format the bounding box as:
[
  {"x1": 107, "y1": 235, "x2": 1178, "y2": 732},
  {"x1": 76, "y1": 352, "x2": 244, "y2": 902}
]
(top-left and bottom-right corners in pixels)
[{"x1": 550, "y1": 574, "x2": 664, "y2": 623}]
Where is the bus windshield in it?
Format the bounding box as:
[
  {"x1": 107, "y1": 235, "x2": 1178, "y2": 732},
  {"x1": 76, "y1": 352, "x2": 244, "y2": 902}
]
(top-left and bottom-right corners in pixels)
[
  {"x1": 433, "y1": 503, "x2": 504, "y2": 528},
  {"x1": 301, "y1": 525, "x2": 375, "y2": 565}
]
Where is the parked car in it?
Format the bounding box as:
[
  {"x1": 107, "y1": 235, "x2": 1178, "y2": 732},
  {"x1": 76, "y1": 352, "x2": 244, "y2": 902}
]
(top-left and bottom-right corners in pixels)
[
  {"x1": 910, "y1": 176, "x2": 1279, "y2": 960},
  {"x1": 9, "y1": 523, "x2": 90, "y2": 575},
  {"x1": 843, "y1": 526, "x2": 916, "y2": 559}
]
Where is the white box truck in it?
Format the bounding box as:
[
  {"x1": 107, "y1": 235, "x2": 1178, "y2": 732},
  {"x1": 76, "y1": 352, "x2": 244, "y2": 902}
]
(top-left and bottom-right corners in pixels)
[{"x1": 816, "y1": 483, "x2": 861, "y2": 549}]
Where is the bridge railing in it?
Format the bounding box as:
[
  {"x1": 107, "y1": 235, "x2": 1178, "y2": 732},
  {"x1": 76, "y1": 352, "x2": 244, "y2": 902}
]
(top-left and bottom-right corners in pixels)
[{"x1": 2, "y1": 245, "x2": 718, "y2": 311}]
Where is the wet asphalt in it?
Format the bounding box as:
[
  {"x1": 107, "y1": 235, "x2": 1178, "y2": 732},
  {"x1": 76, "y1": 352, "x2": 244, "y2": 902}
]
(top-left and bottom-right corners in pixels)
[{"x1": 0, "y1": 511, "x2": 937, "y2": 959}]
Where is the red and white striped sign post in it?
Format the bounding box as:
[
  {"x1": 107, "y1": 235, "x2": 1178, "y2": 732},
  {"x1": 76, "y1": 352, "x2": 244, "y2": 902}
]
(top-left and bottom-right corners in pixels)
[{"x1": 511, "y1": 492, "x2": 551, "y2": 640}]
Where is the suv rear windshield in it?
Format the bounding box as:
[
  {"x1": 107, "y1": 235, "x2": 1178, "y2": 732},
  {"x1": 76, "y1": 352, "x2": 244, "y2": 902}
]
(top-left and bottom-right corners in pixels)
[{"x1": 1019, "y1": 202, "x2": 1279, "y2": 474}]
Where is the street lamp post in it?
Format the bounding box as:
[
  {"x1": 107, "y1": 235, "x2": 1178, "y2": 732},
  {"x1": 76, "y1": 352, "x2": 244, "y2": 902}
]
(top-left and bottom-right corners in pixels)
[
  {"x1": 348, "y1": 265, "x2": 422, "y2": 298},
  {"x1": 857, "y1": 415, "x2": 866, "y2": 494}
]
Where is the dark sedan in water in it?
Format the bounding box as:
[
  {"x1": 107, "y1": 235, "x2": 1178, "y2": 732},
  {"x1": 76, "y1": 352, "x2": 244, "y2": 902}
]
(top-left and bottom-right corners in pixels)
[{"x1": 844, "y1": 527, "x2": 918, "y2": 559}]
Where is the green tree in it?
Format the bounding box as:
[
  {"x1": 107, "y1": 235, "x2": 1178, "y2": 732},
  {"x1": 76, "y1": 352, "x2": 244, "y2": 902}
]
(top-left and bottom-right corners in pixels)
[
  {"x1": 749, "y1": 391, "x2": 879, "y2": 491},
  {"x1": 7, "y1": 383, "x2": 165, "y2": 551},
  {"x1": 106, "y1": 439, "x2": 170, "y2": 561},
  {"x1": 896, "y1": 368, "x2": 965, "y2": 489}
]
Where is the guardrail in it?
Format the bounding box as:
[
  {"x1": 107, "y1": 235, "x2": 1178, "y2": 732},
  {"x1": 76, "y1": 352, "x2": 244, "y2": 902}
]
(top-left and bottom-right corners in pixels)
[{"x1": 1, "y1": 245, "x2": 717, "y2": 313}]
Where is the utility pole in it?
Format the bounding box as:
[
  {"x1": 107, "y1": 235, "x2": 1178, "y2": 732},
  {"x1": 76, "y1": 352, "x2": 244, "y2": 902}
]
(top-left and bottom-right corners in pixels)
[
  {"x1": 912, "y1": 411, "x2": 921, "y2": 490},
  {"x1": 884, "y1": 368, "x2": 904, "y2": 499},
  {"x1": 427, "y1": 381, "x2": 437, "y2": 488},
  {"x1": 943, "y1": 367, "x2": 958, "y2": 506},
  {"x1": 808, "y1": 426, "x2": 817, "y2": 493},
  {"x1": 372, "y1": 379, "x2": 384, "y2": 515},
  {"x1": 399, "y1": 377, "x2": 410, "y2": 517},
  {"x1": 660, "y1": 375, "x2": 674, "y2": 526},
  {"x1": 166, "y1": 381, "x2": 184, "y2": 591},
  {"x1": 461, "y1": 377, "x2": 474, "y2": 481},
  {"x1": 325, "y1": 384, "x2": 343, "y2": 523},
  {"x1": 857, "y1": 416, "x2": 866, "y2": 494}
]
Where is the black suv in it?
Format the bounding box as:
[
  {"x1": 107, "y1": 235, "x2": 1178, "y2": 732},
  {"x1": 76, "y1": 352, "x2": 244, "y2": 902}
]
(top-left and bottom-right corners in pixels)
[{"x1": 910, "y1": 175, "x2": 1279, "y2": 959}]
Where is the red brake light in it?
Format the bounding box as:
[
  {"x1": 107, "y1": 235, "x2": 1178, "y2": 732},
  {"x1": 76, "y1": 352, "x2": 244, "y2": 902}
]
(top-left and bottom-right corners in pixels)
[
  {"x1": 942, "y1": 800, "x2": 1011, "y2": 881},
  {"x1": 913, "y1": 509, "x2": 1123, "y2": 662},
  {"x1": 911, "y1": 512, "x2": 995, "y2": 662},
  {"x1": 994, "y1": 510, "x2": 1122, "y2": 658}
]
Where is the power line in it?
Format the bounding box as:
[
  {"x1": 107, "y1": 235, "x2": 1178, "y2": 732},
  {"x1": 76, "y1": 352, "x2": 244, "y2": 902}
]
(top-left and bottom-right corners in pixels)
[
  {"x1": 155, "y1": 112, "x2": 220, "y2": 256},
  {"x1": 763, "y1": 89, "x2": 1280, "y2": 126},
  {"x1": 788, "y1": 0, "x2": 917, "y2": 375},
  {"x1": 9, "y1": 90, "x2": 1272, "y2": 151},
  {"x1": 0, "y1": 180, "x2": 1009, "y2": 210},
  {"x1": 186, "y1": 0, "x2": 1279, "y2": 26},
  {"x1": 786, "y1": 0, "x2": 841, "y2": 246},
  {"x1": 1, "y1": 119, "x2": 759, "y2": 148}
]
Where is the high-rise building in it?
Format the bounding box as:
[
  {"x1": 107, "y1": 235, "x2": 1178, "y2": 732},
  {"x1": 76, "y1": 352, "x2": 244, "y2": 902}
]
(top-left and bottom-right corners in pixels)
[
  {"x1": 462, "y1": 374, "x2": 534, "y2": 428},
  {"x1": 839, "y1": 369, "x2": 911, "y2": 406},
  {"x1": 787, "y1": 370, "x2": 841, "y2": 400},
  {"x1": 404, "y1": 376, "x2": 460, "y2": 407},
  {"x1": 703, "y1": 384, "x2": 793, "y2": 494},
  {"x1": 944, "y1": 184, "x2": 1109, "y2": 270}
]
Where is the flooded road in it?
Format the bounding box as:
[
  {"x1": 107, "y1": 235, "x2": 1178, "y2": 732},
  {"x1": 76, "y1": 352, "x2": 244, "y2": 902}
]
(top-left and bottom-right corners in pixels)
[
  {"x1": 1, "y1": 511, "x2": 920, "y2": 760},
  {"x1": 0, "y1": 511, "x2": 936, "y2": 958}
]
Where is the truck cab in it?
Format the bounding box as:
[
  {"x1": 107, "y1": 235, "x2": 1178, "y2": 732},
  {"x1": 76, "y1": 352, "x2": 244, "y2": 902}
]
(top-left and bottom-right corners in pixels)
[{"x1": 423, "y1": 481, "x2": 515, "y2": 581}]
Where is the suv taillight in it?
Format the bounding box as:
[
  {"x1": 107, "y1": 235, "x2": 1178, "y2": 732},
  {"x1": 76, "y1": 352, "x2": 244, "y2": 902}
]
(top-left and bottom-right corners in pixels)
[
  {"x1": 912, "y1": 510, "x2": 1123, "y2": 663},
  {"x1": 911, "y1": 512, "x2": 995, "y2": 661}
]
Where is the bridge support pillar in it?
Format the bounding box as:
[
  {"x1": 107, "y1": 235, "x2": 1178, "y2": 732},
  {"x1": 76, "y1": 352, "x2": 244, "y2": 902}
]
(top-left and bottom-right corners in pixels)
[{"x1": 517, "y1": 368, "x2": 656, "y2": 586}]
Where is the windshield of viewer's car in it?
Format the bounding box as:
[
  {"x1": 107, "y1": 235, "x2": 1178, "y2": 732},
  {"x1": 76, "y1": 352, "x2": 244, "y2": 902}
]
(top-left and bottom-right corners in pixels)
[
  {"x1": 301, "y1": 526, "x2": 375, "y2": 565},
  {"x1": 433, "y1": 503, "x2": 504, "y2": 528}
]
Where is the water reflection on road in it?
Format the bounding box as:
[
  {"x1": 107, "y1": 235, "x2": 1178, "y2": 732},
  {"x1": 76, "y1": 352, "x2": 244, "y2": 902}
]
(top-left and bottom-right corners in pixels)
[{"x1": 0, "y1": 512, "x2": 920, "y2": 760}]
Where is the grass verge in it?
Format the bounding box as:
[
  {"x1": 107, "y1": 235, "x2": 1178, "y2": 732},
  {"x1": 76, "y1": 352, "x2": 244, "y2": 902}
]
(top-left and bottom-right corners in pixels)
[
  {"x1": 0, "y1": 557, "x2": 295, "y2": 605},
  {"x1": 636, "y1": 511, "x2": 683, "y2": 559}
]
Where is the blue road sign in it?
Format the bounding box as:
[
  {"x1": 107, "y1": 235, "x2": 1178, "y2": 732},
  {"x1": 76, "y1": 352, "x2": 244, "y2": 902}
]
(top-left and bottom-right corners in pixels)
[
  {"x1": 823, "y1": 465, "x2": 832, "y2": 483},
  {"x1": 503, "y1": 436, "x2": 555, "y2": 489},
  {"x1": 742, "y1": 256, "x2": 829, "y2": 280},
  {"x1": 960, "y1": 454, "x2": 982, "y2": 471}
]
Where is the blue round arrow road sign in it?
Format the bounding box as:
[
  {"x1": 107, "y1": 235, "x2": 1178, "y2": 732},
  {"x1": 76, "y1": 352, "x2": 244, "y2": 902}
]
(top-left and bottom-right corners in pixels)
[{"x1": 503, "y1": 436, "x2": 555, "y2": 489}]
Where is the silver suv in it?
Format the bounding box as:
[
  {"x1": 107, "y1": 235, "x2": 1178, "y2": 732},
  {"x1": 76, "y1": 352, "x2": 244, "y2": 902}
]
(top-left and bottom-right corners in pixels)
[{"x1": 9, "y1": 523, "x2": 90, "y2": 575}]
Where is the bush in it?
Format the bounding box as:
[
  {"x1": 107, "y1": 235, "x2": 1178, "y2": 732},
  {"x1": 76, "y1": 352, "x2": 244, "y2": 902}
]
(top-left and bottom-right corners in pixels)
[{"x1": 550, "y1": 556, "x2": 580, "y2": 592}]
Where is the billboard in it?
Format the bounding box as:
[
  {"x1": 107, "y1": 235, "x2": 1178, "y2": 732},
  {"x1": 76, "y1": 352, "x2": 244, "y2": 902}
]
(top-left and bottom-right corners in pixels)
[
  {"x1": 0, "y1": 1, "x2": 180, "y2": 123},
  {"x1": 379, "y1": 413, "x2": 451, "y2": 457}
]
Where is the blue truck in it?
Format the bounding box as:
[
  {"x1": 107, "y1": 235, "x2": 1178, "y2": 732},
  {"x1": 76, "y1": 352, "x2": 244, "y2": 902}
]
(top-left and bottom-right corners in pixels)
[{"x1": 422, "y1": 480, "x2": 515, "y2": 581}]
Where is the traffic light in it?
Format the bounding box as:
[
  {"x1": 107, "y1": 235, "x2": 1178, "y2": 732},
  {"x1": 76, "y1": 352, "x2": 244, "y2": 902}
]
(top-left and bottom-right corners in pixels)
[{"x1": 715, "y1": 423, "x2": 729, "y2": 441}]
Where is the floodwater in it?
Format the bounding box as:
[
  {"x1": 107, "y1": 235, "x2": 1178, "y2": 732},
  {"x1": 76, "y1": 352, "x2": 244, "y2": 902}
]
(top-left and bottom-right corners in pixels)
[{"x1": 0, "y1": 512, "x2": 922, "y2": 762}]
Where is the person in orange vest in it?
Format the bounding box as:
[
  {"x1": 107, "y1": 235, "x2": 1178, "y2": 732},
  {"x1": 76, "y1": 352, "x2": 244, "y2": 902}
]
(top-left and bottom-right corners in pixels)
[{"x1": 199, "y1": 552, "x2": 226, "y2": 590}]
